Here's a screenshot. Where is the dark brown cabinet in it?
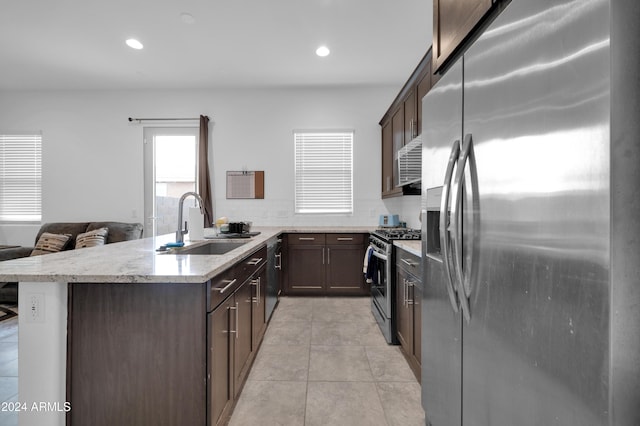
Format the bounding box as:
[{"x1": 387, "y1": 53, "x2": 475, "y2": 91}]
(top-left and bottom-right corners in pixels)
[
  {"x1": 395, "y1": 246, "x2": 422, "y2": 381},
  {"x1": 209, "y1": 297, "x2": 234, "y2": 426},
  {"x1": 286, "y1": 233, "x2": 326, "y2": 294},
  {"x1": 326, "y1": 234, "x2": 368, "y2": 294},
  {"x1": 382, "y1": 117, "x2": 402, "y2": 198},
  {"x1": 285, "y1": 233, "x2": 369, "y2": 296},
  {"x1": 416, "y1": 69, "x2": 432, "y2": 136},
  {"x1": 396, "y1": 267, "x2": 414, "y2": 353},
  {"x1": 233, "y1": 280, "x2": 253, "y2": 396},
  {"x1": 380, "y1": 49, "x2": 434, "y2": 199},
  {"x1": 404, "y1": 88, "x2": 417, "y2": 143},
  {"x1": 433, "y1": 0, "x2": 494, "y2": 72},
  {"x1": 391, "y1": 104, "x2": 404, "y2": 190},
  {"x1": 251, "y1": 264, "x2": 267, "y2": 351},
  {"x1": 66, "y1": 244, "x2": 270, "y2": 426}
]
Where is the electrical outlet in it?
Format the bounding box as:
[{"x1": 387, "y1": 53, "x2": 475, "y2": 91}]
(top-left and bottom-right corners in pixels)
[{"x1": 27, "y1": 293, "x2": 44, "y2": 323}]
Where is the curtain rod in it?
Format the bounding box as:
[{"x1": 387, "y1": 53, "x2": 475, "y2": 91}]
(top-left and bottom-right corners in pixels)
[{"x1": 128, "y1": 117, "x2": 201, "y2": 123}]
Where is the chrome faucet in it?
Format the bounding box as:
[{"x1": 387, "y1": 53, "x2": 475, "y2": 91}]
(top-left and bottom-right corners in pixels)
[{"x1": 176, "y1": 191, "x2": 205, "y2": 243}]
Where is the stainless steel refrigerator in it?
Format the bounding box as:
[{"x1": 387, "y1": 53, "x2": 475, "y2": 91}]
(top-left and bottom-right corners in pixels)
[{"x1": 420, "y1": 0, "x2": 640, "y2": 425}]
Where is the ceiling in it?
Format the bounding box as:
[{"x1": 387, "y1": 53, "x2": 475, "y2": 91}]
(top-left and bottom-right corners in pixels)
[{"x1": 0, "y1": 0, "x2": 433, "y2": 91}]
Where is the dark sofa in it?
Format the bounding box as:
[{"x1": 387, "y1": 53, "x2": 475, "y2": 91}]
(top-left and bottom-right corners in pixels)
[{"x1": 0, "y1": 221, "x2": 144, "y2": 303}]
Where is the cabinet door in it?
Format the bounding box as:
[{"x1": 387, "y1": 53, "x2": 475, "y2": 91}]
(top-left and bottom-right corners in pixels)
[
  {"x1": 233, "y1": 282, "x2": 253, "y2": 397},
  {"x1": 326, "y1": 245, "x2": 366, "y2": 295},
  {"x1": 381, "y1": 119, "x2": 393, "y2": 195},
  {"x1": 209, "y1": 298, "x2": 234, "y2": 426},
  {"x1": 413, "y1": 284, "x2": 422, "y2": 371},
  {"x1": 404, "y1": 89, "x2": 417, "y2": 143},
  {"x1": 433, "y1": 0, "x2": 493, "y2": 71},
  {"x1": 287, "y1": 245, "x2": 325, "y2": 294},
  {"x1": 391, "y1": 105, "x2": 404, "y2": 188},
  {"x1": 251, "y1": 266, "x2": 267, "y2": 351},
  {"x1": 395, "y1": 268, "x2": 414, "y2": 353},
  {"x1": 416, "y1": 64, "x2": 432, "y2": 135}
]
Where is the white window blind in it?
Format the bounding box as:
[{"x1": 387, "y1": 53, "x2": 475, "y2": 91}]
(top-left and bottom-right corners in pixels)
[
  {"x1": 0, "y1": 134, "x2": 42, "y2": 222},
  {"x1": 294, "y1": 131, "x2": 353, "y2": 214}
]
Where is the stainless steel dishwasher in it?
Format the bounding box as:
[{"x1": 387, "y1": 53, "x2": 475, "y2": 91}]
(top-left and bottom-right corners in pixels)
[{"x1": 265, "y1": 236, "x2": 281, "y2": 321}]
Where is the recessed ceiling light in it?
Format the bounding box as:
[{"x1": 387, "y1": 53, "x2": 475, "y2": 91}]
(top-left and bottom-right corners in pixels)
[
  {"x1": 126, "y1": 39, "x2": 144, "y2": 50},
  {"x1": 316, "y1": 46, "x2": 330, "y2": 57},
  {"x1": 180, "y1": 13, "x2": 196, "y2": 24}
]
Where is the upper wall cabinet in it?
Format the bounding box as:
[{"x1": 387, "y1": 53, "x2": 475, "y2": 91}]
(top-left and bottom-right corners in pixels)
[
  {"x1": 433, "y1": 0, "x2": 495, "y2": 72},
  {"x1": 380, "y1": 49, "x2": 433, "y2": 199}
]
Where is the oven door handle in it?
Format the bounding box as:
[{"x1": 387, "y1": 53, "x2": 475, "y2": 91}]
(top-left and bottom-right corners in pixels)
[{"x1": 371, "y1": 249, "x2": 388, "y2": 262}]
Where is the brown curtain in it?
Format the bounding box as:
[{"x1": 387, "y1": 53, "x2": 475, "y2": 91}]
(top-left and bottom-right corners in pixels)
[{"x1": 198, "y1": 115, "x2": 214, "y2": 227}]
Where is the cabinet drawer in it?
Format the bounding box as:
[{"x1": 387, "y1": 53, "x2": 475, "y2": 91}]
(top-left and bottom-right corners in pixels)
[
  {"x1": 287, "y1": 233, "x2": 326, "y2": 245},
  {"x1": 236, "y1": 246, "x2": 267, "y2": 283},
  {"x1": 396, "y1": 248, "x2": 422, "y2": 279},
  {"x1": 326, "y1": 233, "x2": 365, "y2": 245},
  {"x1": 209, "y1": 266, "x2": 239, "y2": 311}
]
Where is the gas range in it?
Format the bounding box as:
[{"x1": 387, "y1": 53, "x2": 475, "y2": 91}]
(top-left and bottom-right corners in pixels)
[
  {"x1": 371, "y1": 228, "x2": 421, "y2": 243},
  {"x1": 368, "y1": 227, "x2": 420, "y2": 345}
]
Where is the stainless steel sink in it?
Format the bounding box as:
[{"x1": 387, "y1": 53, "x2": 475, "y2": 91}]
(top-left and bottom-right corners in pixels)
[{"x1": 170, "y1": 241, "x2": 247, "y2": 255}]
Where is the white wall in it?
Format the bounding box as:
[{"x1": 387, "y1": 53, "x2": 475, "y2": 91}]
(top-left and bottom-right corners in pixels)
[{"x1": 0, "y1": 86, "x2": 415, "y2": 244}]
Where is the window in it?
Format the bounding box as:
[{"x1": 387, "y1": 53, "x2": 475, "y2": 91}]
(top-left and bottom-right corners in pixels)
[
  {"x1": 0, "y1": 133, "x2": 42, "y2": 222},
  {"x1": 294, "y1": 130, "x2": 353, "y2": 214}
]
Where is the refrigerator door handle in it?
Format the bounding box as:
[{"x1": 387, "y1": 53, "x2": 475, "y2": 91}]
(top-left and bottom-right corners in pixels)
[
  {"x1": 440, "y1": 139, "x2": 461, "y2": 314},
  {"x1": 451, "y1": 133, "x2": 480, "y2": 323}
]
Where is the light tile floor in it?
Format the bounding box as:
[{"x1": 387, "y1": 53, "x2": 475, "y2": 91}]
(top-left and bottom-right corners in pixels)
[{"x1": 229, "y1": 296, "x2": 425, "y2": 426}]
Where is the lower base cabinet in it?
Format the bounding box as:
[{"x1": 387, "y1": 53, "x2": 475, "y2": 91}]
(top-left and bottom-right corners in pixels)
[
  {"x1": 251, "y1": 265, "x2": 267, "y2": 351},
  {"x1": 395, "y1": 246, "x2": 422, "y2": 381},
  {"x1": 284, "y1": 233, "x2": 369, "y2": 296},
  {"x1": 66, "y1": 246, "x2": 269, "y2": 426},
  {"x1": 209, "y1": 277, "x2": 256, "y2": 426},
  {"x1": 209, "y1": 248, "x2": 268, "y2": 425},
  {"x1": 209, "y1": 297, "x2": 234, "y2": 425},
  {"x1": 233, "y1": 280, "x2": 253, "y2": 397}
]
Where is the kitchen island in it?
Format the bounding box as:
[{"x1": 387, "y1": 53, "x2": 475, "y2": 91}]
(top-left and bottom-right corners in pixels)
[{"x1": 0, "y1": 226, "x2": 373, "y2": 426}]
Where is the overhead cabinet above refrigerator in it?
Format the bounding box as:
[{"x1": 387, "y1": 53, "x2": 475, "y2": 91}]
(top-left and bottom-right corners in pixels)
[{"x1": 421, "y1": 0, "x2": 640, "y2": 425}]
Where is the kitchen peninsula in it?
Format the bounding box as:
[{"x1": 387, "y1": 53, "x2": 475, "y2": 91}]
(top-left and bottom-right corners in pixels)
[{"x1": 0, "y1": 226, "x2": 372, "y2": 426}]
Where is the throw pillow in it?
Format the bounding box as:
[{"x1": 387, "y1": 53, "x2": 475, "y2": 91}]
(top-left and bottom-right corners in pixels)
[
  {"x1": 75, "y1": 227, "x2": 109, "y2": 249},
  {"x1": 30, "y1": 233, "x2": 72, "y2": 256}
]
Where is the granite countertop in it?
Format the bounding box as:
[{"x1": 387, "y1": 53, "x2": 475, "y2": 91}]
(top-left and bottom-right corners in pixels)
[
  {"x1": 393, "y1": 240, "x2": 422, "y2": 257},
  {"x1": 0, "y1": 226, "x2": 375, "y2": 284}
]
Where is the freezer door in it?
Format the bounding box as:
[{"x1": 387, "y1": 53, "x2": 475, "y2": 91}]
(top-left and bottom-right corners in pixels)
[
  {"x1": 421, "y1": 59, "x2": 463, "y2": 426},
  {"x1": 462, "y1": 0, "x2": 610, "y2": 425}
]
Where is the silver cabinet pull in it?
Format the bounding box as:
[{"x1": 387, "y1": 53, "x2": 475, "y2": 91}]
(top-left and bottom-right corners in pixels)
[
  {"x1": 336, "y1": 237, "x2": 353, "y2": 241},
  {"x1": 235, "y1": 302, "x2": 239, "y2": 340},
  {"x1": 251, "y1": 278, "x2": 261, "y2": 305},
  {"x1": 401, "y1": 258, "x2": 418, "y2": 267},
  {"x1": 327, "y1": 248, "x2": 330, "y2": 264},
  {"x1": 298, "y1": 237, "x2": 315, "y2": 241},
  {"x1": 212, "y1": 278, "x2": 237, "y2": 294},
  {"x1": 229, "y1": 304, "x2": 238, "y2": 339},
  {"x1": 406, "y1": 280, "x2": 415, "y2": 305},
  {"x1": 403, "y1": 279, "x2": 407, "y2": 307},
  {"x1": 257, "y1": 277, "x2": 261, "y2": 304},
  {"x1": 275, "y1": 253, "x2": 282, "y2": 270},
  {"x1": 247, "y1": 257, "x2": 263, "y2": 266},
  {"x1": 322, "y1": 248, "x2": 325, "y2": 265}
]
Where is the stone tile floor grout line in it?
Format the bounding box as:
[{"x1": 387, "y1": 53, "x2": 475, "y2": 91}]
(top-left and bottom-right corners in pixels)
[{"x1": 229, "y1": 296, "x2": 425, "y2": 426}]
